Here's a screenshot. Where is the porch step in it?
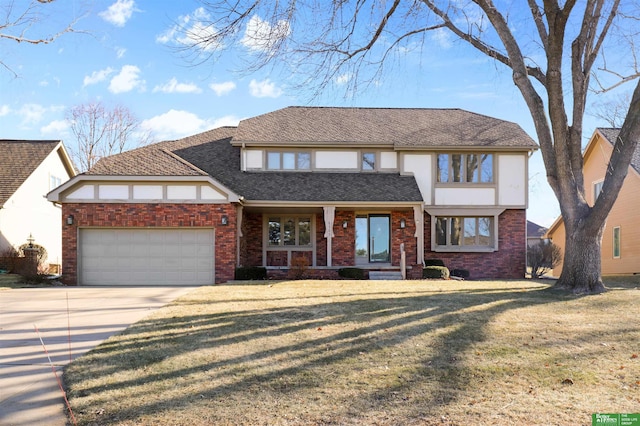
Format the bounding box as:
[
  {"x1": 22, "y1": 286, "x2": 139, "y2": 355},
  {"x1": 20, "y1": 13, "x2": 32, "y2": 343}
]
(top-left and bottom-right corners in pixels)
[{"x1": 368, "y1": 271, "x2": 403, "y2": 281}]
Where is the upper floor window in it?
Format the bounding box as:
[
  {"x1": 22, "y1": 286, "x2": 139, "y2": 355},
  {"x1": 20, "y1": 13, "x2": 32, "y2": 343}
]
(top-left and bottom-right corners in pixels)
[
  {"x1": 268, "y1": 217, "x2": 312, "y2": 246},
  {"x1": 50, "y1": 175, "x2": 62, "y2": 191},
  {"x1": 267, "y1": 151, "x2": 311, "y2": 170},
  {"x1": 362, "y1": 152, "x2": 376, "y2": 171},
  {"x1": 435, "y1": 216, "x2": 494, "y2": 248},
  {"x1": 437, "y1": 153, "x2": 493, "y2": 183},
  {"x1": 593, "y1": 180, "x2": 604, "y2": 203}
]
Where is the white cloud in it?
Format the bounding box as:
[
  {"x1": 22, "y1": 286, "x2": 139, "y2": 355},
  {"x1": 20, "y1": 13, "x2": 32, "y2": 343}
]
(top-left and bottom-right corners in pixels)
[
  {"x1": 108, "y1": 65, "x2": 145, "y2": 94},
  {"x1": 156, "y1": 7, "x2": 221, "y2": 51},
  {"x1": 249, "y1": 79, "x2": 283, "y2": 98},
  {"x1": 83, "y1": 67, "x2": 115, "y2": 87},
  {"x1": 241, "y1": 15, "x2": 290, "y2": 52},
  {"x1": 153, "y1": 78, "x2": 202, "y2": 94},
  {"x1": 99, "y1": 0, "x2": 136, "y2": 27},
  {"x1": 0, "y1": 105, "x2": 10, "y2": 116},
  {"x1": 431, "y1": 28, "x2": 453, "y2": 49},
  {"x1": 40, "y1": 120, "x2": 69, "y2": 136},
  {"x1": 140, "y1": 110, "x2": 240, "y2": 141},
  {"x1": 116, "y1": 47, "x2": 127, "y2": 59},
  {"x1": 209, "y1": 81, "x2": 236, "y2": 96},
  {"x1": 334, "y1": 73, "x2": 352, "y2": 85},
  {"x1": 18, "y1": 104, "x2": 47, "y2": 125}
]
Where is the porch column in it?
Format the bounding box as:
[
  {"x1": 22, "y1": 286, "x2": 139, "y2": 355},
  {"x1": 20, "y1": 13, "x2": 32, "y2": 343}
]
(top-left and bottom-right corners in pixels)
[
  {"x1": 236, "y1": 205, "x2": 243, "y2": 267},
  {"x1": 323, "y1": 206, "x2": 336, "y2": 267},
  {"x1": 413, "y1": 205, "x2": 425, "y2": 265}
]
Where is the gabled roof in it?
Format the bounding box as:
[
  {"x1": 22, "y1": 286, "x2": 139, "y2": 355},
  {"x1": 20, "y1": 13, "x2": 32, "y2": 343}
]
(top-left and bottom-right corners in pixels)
[
  {"x1": 89, "y1": 126, "x2": 422, "y2": 203},
  {"x1": 526, "y1": 220, "x2": 547, "y2": 238},
  {"x1": 0, "y1": 140, "x2": 75, "y2": 207},
  {"x1": 232, "y1": 106, "x2": 538, "y2": 150},
  {"x1": 595, "y1": 128, "x2": 640, "y2": 174}
]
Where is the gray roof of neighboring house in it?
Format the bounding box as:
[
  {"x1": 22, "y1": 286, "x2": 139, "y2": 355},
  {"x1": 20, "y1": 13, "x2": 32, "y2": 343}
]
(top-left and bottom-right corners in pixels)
[
  {"x1": 597, "y1": 127, "x2": 640, "y2": 174},
  {"x1": 233, "y1": 106, "x2": 538, "y2": 150},
  {"x1": 0, "y1": 140, "x2": 61, "y2": 207},
  {"x1": 526, "y1": 220, "x2": 547, "y2": 239}
]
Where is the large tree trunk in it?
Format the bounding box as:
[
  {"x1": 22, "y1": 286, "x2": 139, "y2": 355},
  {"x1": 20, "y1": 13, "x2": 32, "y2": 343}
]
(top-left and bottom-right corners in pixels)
[{"x1": 554, "y1": 218, "x2": 606, "y2": 294}]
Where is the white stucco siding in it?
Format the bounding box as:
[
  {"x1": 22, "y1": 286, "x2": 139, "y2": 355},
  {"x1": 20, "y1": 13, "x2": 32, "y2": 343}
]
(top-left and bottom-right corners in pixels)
[
  {"x1": 434, "y1": 187, "x2": 496, "y2": 205},
  {"x1": 402, "y1": 153, "x2": 432, "y2": 204},
  {"x1": 0, "y1": 149, "x2": 71, "y2": 268},
  {"x1": 315, "y1": 151, "x2": 358, "y2": 169},
  {"x1": 380, "y1": 151, "x2": 398, "y2": 169},
  {"x1": 245, "y1": 149, "x2": 263, "y2": 169},
  {"x1": 167, "y1": 185, "x2": 197, "y2": 200},
  {"x1": 498, "y1": 154, "x2": 527, "y2": 206},
  {"x1": 133, "y1": 185, "x2": 163, "y2": 200},
  {"x1": 99, "y1": 185, "x2": 128, "y2": 199}
]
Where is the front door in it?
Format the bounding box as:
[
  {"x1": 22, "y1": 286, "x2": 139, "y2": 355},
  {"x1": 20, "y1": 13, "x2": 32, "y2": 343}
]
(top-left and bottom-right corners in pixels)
[{"x1": 355, "y1": 214, "x2": 391, "y2": 264}]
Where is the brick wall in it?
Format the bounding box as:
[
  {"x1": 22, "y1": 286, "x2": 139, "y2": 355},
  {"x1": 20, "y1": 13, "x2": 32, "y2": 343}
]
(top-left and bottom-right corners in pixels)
[
  {"x1": 423, "y1": 209, "x2": 526, "y2": 279},
  {"x1": 241, "y1": 212, "x2": 263, "y2": 266},
  {"x1": 61, "y1": 203, "x2": 236, "y2": 285}
]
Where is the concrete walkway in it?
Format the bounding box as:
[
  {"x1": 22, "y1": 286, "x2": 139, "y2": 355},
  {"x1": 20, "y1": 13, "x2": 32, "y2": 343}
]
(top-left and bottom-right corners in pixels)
[{"x1": 0, "y1": 286, "x2": 196, "y2": 426}]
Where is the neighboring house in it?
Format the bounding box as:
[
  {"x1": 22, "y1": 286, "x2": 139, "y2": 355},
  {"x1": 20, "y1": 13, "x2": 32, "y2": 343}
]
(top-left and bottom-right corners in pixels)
[
  {"x1": 47, "y1": 107, "x2": 538, "y2": 286},
  {"x1": 0, "y1": 140, "x2": 76, "y2": 272},
  {"x1": 526, "y1": 220, "x2": 548, "y2": 247},
  {"x1": 546, "y1": 128, "x2": 640, "y2": 276}
]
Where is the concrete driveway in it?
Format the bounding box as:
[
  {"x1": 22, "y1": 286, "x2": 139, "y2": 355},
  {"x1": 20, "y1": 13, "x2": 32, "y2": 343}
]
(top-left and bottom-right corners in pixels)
[{"x1": 0, "y1": 286, "x2": 196, "y2": 426}]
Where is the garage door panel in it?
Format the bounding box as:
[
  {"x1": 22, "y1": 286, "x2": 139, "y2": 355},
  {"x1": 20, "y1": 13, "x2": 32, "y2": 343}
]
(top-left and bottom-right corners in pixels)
[{"x1": 80, "y1": 229, "x2": 215, "y2": 286}]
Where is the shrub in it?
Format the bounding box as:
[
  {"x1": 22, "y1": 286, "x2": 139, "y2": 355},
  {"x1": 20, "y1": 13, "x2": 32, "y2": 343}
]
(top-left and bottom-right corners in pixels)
[
  {"x1": 288, "y1": 256, "x2": 309, "y2": 280},
  {"x1": 0, "y1": 247, "x2": 21, "y2": 273},
  {"x1": 338, "y1": 267, "x2": 366, "y2": 280},
  {"x1": 528, "y1": 240, "x2": 562, "y2": 278},
  {"x1": 424, "y1": 259, "x2": 446, "y2": 267},
  {"x1": 235, "y1": 266, "x2": 268, "y2": 280},
  {"x1": 450, "y1": 268, "x2": 470, "y2": 279},
  {"x1": 423, "y1": 266, "x2": 450, "y2": 279}
]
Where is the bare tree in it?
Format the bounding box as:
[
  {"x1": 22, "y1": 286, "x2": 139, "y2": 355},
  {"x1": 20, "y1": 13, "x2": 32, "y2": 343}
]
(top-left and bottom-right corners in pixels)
[
  {"x1": 590, "y1": 92, "x2": 632, "y2": 128},
  {"x1": 0, "y1": 0, "x2": 81, "y2": 75},
  {"x1": 528, "y1": 241, "x2": 562, "y2": 279},
  {"x1": 179, "y1": 0, "x2": 640, "y2": 294},
  {"x1": 66, "y1": 101, "x2": 150, "y2": 172}
]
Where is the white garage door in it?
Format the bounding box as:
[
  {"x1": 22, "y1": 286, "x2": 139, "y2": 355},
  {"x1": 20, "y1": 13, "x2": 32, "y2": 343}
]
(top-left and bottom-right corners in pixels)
[{"x1": 80, "y1": 229, "x2": 215, "y2": 285}]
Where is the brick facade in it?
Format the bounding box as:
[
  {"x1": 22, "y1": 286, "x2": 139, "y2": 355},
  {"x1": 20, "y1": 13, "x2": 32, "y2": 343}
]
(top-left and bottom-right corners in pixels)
[
  {"x1": 423, "y1": 209, "x2": 526, "y2": 279},
  {"x1": 62, "y1": 205, "x2": 526, "y2": 285},
  {"x1": 61, "y1": 203, "x2": 236, "y2": 285}
]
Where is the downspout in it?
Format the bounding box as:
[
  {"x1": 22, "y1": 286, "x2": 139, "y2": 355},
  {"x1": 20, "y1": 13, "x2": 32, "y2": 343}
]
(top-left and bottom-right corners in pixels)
[{"x1": 323, "y1": 206, "x2": 335, "y2": 267}]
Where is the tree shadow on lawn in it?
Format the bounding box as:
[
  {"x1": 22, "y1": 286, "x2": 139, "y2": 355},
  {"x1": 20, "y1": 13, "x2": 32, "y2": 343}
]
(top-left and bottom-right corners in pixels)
[{"x1": 64, "y1": 282, "x2": 580, "y2": 424}]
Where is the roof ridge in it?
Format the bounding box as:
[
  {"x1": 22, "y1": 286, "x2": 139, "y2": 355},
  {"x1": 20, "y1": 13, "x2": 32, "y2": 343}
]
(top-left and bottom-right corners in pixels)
[{"x1": 160, "y1": 148, "x2": 209, "y2": 176}]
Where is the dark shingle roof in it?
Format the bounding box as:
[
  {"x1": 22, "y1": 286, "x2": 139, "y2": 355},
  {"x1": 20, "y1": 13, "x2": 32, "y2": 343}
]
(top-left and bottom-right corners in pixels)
[
  {"x1": 84, "y1": 106, "x2": 540, "y2": 203},
  {"x1": 597, "y1": 128, "x2": 640, "y2": 174},
  {"x1": 173, "y1": 137, "x2": 422, "y2": 202},
  {"x1": 0, "y1": 140, "x2": 61, "y2": 207},
  {"x1": 233, "y1": 107, "x2": 538, "y2": 149},
  {"x1": 87, "y1": 127, "x2": 237, "y2": 176}
]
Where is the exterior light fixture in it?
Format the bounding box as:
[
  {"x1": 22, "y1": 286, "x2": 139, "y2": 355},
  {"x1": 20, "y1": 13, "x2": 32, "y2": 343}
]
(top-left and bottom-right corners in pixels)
[
  {"x1": 67, "y1": 215, "x2": 74, "y2": 225},
  {"x1": 400, "y1": 218, "x2": 406, "y2": 229},
  {"x1": 343, "y1": 220, "x2": 348, "y2": 229},
  {"x1": 221, "y1": 215, "x2": 229, "y2": 226}
]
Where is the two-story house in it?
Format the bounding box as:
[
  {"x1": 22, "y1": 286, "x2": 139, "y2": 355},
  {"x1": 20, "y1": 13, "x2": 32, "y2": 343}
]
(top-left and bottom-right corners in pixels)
[
  {"x1": 1, "y1": 140, "x2": 76, "y2": 273},
  {"x1": 546, "y1": 128, "x2": 640, "y2": 276},
  {"x1": 47, "y1": 107, "x2": 537, "y2": 285}
]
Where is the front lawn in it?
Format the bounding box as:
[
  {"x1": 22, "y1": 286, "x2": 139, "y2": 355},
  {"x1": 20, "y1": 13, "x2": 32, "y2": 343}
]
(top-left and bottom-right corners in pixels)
[{"x1": 64, "y1": 279, "x2": 640, "y2": 425}]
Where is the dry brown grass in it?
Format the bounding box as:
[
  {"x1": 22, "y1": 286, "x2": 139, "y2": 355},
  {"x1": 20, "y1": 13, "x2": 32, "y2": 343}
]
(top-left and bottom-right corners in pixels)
[{"x1": 64, "y1": 278, "x2": 640, "y2": 426}]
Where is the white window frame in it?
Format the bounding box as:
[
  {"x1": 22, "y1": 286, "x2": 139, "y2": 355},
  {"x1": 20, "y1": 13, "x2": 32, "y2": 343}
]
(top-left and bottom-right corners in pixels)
[
  {"x1": 361, "y1": 152, "x2": 376, "y2": 171},
  {"x1": 49, "y1": 174, "x2": 62, "y2": 191},
  {"x1": 266, "y1": 151, "x2": 311, "y2": 171},
  {"x1": 613, "y1": 226, "x2": 621, "y2": 259},
  {"x1": 436, "y1": 153, "x2": 494, "y2": 184},
  {"x1": 593, "y1": 179, "x2": 604, "y2": 204}
]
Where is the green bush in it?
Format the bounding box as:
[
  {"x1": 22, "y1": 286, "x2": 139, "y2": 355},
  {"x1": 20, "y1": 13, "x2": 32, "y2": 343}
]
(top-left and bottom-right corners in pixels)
[
  {"x1": 424, "y1": 259, "x2": 446, "y2": 267},
  {"x1": 338, "y1": 267, "x2": 366, "y2": 280},
  {"x1": 451, "y1": 268, "x2": 470, "y2": 279},
  {"x1": 422, "y1": 266, "x2": 450, "y2": 279},
  {"x1": 234, "y1": 266, "x2": 268, "y2": 280}
]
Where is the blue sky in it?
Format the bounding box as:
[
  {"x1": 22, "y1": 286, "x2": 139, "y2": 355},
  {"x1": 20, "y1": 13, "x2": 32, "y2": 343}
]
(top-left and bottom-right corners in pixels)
[{"x1": 1, "y1": 0, "x2": 626, "y2": 228}]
